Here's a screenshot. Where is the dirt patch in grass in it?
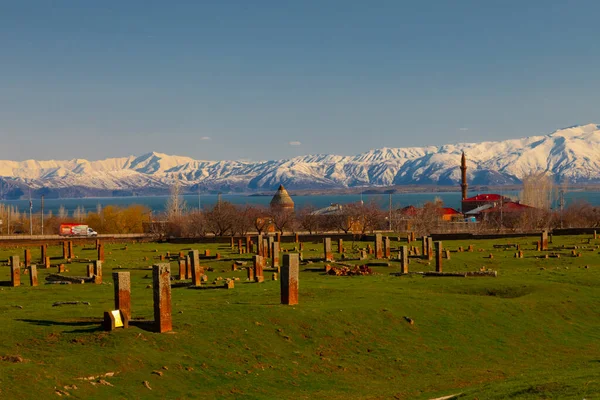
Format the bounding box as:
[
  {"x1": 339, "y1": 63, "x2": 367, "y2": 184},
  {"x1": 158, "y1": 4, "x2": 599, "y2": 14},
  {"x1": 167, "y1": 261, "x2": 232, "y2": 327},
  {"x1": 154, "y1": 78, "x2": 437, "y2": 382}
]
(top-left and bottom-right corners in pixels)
[{"x1": 445, "y1": 285, "x2": 535, "y2": 299}]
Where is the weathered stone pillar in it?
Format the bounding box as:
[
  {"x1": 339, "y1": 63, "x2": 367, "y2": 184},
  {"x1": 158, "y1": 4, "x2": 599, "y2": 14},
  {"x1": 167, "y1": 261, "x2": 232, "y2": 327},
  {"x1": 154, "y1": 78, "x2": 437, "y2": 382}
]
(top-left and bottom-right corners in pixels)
[
  {"x1": 10, "y1": 256, "x2": 20, "y2": 287},
  {"x1": 113, "y1": 271, "x2": 131, "y2": 320},
  {"x1": 375, "y1": 233, "x2": 383, "y2": 259},
  {"x1": 427, "y1": 237, "x2": 434, "y2": 261},
  {"x1": 247, "y1": 266, "x2": 255, "y2": 281},
  {"x1": 445, "y1": 250, "x2": 451, "y2": 260},
  {"x1": 263, "y1": 238, "x2": 270, "y2": 258},
  {"x1": 87, "y1": 264, "x2": 94, "y2": 278},
  {"x1": 253, "y1": 255, "x2": 264, "y2": 282},
  {"x1": 40, "y1": 244, "x2": 47, "y2": 264},
  {"x1": 178, "y1": 259, "x2": 186, "y2": 280},
  {"x1": 323, "y1": 238, "x2": 333, "y2": 262},
  {"x1": 237, "y1": 239, "x2": 243, "y2": 253},
  {"x1": 272, "y1": 242, "x2": 280, "y2": 268},
  {"x1": 68, "y1": 241, "x2": 74, "y2": 259},
  {"x1": 95, "y1": 238, "x2": 100, "y2": 249},
  {"x1": 245, "y1": 236, "x2": 251, "y2": 253},
  {"x1": 256, "y1": 234, "x2": 264, "y2": 256},
  {"x1": 435, "y1": 241, "x2": 443, "y2": 272},
  {"x1": 276, "y1": 232, "x2": 281, "y2": 243},
  {"x1": 337, "y1": 239, "x2": 343, "y2": 254},
  {"x1": 29, "y1": 265, "x2": 38, "y2": 287},
  {"x1": 384, "y1": 237, "x2": 391, "y2": 259},
  {"x1": 24, "y1": 249, "x2": 31, "y2": 267},
  {"x1": 185, "y1": 255, "x2": 192, "y2": 279},
  {"x1": 541, "y1": 230, "x2": 548, "y2": 251},
  {"x1": 281, "y1": 254, "x2": 299, "y2": 305},
  {"x1": 422, "y1": 236, "x2": 428, "y2": 259},
  {"x1": 399, "y1": 246, "x2": 408, "y2": 274},
  {"x1": 299, "y1": 242, "x2": 304, "y2": 252},
  {"x1": 230, "y1": 236, "x2": 235, "y2": 250},
  {"x1": 359, "y1": 249, "x2": 367, "y2": 260},
  {"x1": 62, "y1": 241, "x2": 68, "y2": 259},
  {"x1": 44, "y1": 256, "x2": 51, "y2": 269},
  {"x1": 295, "y1": 233, "x2": 299, "y2": 243},
  {"x1": 93, "y1": 260, "x2": 103, "y2": 284},
  {"x1": 152, "y1": 263, "x2": 172, "y2": 333},
  {"x1": 267, "y1": 236, "x2": 274, "y2": 258},
  {"x1": 189, "y1": 250, "x2": 201, "y2": 286},
  {"x1": 97, "y1": 243, "x2": 105, "y2": 262}
]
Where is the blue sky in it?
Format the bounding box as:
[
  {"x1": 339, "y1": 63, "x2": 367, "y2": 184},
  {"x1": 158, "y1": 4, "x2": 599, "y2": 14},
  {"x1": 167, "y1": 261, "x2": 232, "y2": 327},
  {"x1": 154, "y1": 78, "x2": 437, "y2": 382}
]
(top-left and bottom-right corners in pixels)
[{"x1": 1, "y1": 1, "x2": 599, "y2": 161}]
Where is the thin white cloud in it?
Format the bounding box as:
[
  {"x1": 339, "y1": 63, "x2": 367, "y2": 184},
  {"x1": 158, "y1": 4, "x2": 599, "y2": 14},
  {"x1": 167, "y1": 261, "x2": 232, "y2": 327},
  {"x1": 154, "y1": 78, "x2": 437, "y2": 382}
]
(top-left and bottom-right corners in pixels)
[
  {"x1": 200, "y1": 136, "x2": 212, "y2": 141},
  {"x1": 459, "y1": 128, "x2": 469, "y2": 131},
  {"x1": 289, "y1": 141, "x2": 302, "y2": 146}
]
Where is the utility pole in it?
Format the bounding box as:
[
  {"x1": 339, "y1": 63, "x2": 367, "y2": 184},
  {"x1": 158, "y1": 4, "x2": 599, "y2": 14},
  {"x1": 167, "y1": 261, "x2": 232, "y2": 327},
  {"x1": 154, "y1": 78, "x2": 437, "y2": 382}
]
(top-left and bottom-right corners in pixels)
[
  {"x1": 388, "y1": 193, "x2": 392, "y2": 232},
  {"x1": 41, "y1": 195, "x2": 44, "y2": 235}
]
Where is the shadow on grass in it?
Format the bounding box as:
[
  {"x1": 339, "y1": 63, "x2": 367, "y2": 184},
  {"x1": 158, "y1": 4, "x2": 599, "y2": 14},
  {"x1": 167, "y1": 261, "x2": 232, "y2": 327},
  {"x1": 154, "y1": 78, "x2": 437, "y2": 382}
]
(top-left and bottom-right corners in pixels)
[
  {"x1": 129, "y1": 319, "x2": 158, "y2": 332},
  {"x1": 16, "y1": 318, "x2": 104, "y2": 333}
]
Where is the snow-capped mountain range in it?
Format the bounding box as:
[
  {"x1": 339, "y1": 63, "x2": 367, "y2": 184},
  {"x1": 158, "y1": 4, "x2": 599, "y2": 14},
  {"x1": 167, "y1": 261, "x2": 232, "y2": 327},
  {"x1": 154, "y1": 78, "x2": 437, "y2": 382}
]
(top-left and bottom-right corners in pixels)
[{"x1": 2, "y1": 124, "x2": 600, "y2": 198}]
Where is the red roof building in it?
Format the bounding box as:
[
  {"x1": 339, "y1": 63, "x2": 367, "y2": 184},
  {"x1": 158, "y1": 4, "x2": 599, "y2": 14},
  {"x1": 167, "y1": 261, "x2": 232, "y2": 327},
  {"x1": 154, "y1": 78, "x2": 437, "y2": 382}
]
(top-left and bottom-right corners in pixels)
[{"x1": 461, "y1": 193, "x2": 512, "y2": 213}]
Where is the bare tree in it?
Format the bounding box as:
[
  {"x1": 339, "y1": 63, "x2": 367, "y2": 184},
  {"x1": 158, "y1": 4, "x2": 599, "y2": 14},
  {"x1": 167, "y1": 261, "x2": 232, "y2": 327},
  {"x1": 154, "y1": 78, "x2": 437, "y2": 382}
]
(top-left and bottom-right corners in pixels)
[
  {"x1": 270, "y1": 208, "x2": 296, "y2": 234},
  {"x1": 165, "y1": 181, "x2": 187, "y2": 219},
  {"x1": 520, "y1": 172, "x2": 555, "y2": 210},
  {"x1": 204, "y1": 201, "x2": 237, "y2": 236},
  {"x1": 297, "y1": 205, "x2": 321, "y2": 234}
]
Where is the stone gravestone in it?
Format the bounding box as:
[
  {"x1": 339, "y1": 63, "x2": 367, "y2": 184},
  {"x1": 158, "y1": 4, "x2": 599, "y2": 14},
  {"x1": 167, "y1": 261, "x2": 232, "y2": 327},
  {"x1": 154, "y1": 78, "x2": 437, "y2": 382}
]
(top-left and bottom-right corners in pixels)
[
  {"x1": 204, "y1": 249, "x2": 210, "y2": 257},
  {"x1": 384, "y1": 237, "x2": 391, "y2": 259},
  {"x1": 541, "y1": 230, "x2": 549, "y2": 251},
  {"x1": 338, "y1": 239, "x2": 344, "y2": 254},
  {"x1": 281, "y1": 254, "x2": 299, "y2": 305},
  {"x1": 253, "y1": 255, "x2": 264, "y2": 282},
  {"x1": 152, "y1": 263, "x2": 172, "y2": 333},
  {"x1": 97, "y1": 243, "x2": 105, "y2": 262},
  {"x1": 256, "y1": 234, "x2": 264, "y2": 256},
  {"x1": 189, "y1": 250, "x2": 201, "y2": 286},
  {"x1": 295, "y1": 233, "x2": 299, "y2": 243},
  {"x1": 40, "y1": 244, "x2": 47, "y2": 264},
  {"x1": 238, "y1": 239, "x2": 243, "y2": 254},
  {"x1": 245, "y1": 236, "x2": 251, "y2": 253},
  {"x1": 87, "y1": 264, "x2": 94, "y2": 278},
  {"x1": 62, "y1": 241, "x2": 68, "y2": 259},
  {"x1": 10, "y1": 256, "x2": 20, "y2": 287},
  {"x1": 268, "y1": 236, "x2": 275, "y2": 258},
  {"x1": 247, "y1": 266, "x2": 255, "y2": 281},
  {"x1": 186, "y1": 255, "x2": 192, "y2": 279},
  {"x1": 29, "y1": 265, "x2": 38, "y2": 287},
  {"x1": 276, "y1": 232, "x2": 281, "y2": 243},
  {"x1": 435, "y1": 241, "x2": 443, "y2": 272},
  {"x1": 427, "y1": 237, "x2": 434, "y2": 261},
  {"x1": 230, "y1": 236, "x2": 235, "y2": 250},
  {"x1": 422, "y1": 236, "x2": 428, "y2": 260},
  {"x1": 323, "y1": 238, "x2": 333, "y2": 262},
  {"x1": 178, "y1": 259, "x2": 186, "y2": 280},
  {"x1": 272, "y1": 241, "x2": 280, "y2": 268},
  {"x1": 93, "y1": 260, "x2": 103, "y2": 284},
  {"x1": 24, "y1": 249, "x2": 31, "y2": 267},
  {"x1": 445, "y1": 250, "x2": 451, "y2": 260},
  {"x1": 113, "y1": 272, "x2": 131, "y2": 320},
  {"x1": 374, "y1": 233, "x2": 383, "y2": 259},
  {"x1": 263, "y1": 238, "x2": 270, "y2": 259},
  {"x1": 399, "y1": 246, "x2": 409, "y2": 274},
  {"x1": 68, "y1": 241, "x2": 74, "y2": 259},
  {"x1": 359, "y1": 249, "x2": 367, "y2": 260}
]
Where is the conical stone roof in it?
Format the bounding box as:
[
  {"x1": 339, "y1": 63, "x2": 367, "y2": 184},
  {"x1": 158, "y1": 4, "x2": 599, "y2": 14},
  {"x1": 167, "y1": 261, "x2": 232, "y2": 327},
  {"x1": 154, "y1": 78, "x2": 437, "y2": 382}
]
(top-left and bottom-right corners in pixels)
[{"x1": 270, "y1": 184, "x2": 294, "y2": 210}]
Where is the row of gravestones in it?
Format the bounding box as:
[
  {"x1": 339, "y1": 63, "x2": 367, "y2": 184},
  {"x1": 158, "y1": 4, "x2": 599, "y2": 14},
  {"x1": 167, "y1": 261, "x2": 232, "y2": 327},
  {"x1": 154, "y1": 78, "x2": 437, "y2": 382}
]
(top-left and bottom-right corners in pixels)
[{"x1": 105, "y1": 253, "x2": 300, "y2": 333}]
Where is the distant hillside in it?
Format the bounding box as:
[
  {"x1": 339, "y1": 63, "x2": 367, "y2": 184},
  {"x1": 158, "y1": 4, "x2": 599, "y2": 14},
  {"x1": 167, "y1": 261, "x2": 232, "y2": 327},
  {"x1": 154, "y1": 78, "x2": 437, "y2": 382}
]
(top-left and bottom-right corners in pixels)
[{"x1": 1, "y1": 124, "x2": 600, "y2": 198}]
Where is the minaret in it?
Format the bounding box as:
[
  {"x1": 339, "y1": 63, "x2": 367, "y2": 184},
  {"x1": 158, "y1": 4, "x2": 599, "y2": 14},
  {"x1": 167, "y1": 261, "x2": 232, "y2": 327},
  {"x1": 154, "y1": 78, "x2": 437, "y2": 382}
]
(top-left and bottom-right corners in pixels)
[{"x1": 460, "y1": 152, "x2": 468, "y2": 200}]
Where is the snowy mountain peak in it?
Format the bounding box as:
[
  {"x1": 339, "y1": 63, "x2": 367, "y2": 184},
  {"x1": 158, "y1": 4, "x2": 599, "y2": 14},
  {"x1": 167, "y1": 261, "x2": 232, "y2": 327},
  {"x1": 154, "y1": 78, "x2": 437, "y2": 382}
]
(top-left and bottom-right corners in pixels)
[{"x1": 1, "y1": 124, "x2": 600, "y2": 197}]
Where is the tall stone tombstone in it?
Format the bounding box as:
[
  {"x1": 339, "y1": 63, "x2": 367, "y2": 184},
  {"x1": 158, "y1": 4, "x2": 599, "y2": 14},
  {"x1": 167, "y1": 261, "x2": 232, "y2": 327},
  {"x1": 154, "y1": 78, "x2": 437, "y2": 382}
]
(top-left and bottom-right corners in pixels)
[
  {"x1": 97, "y1": 243, "x2": 105, "y2": 262},
  {"x1": 422, "y1": 236, "x2": 428, "y2": 260},
  {"x1": 113, "y1": 271, "x2": 131, "y2": 320},
  {"x1": 10, "y1": 256, "x2": 20, "y2": 287},
  {"x1": 247, "y1": 266, "x2": 255, "y2": 281},
  {"x1": 95, "y1": 238, "x2": 100, "y2": 250},
  {"x1": 373, "y1": 233, "x2": 383, "y2": 259},
  {"x1": 435, "y1": 241, "x2": 443, "y2": 272},
  {"x1": 44, "y1": 256, "x2": 51, "y2": 269},
  {"x1": 263, "y1": 238, "x2": 270, "y2": 258},
  {"x1": 178, "y1": 259, "x2": 186, "y2": 280},
  {"x1": 40, "y1": 244, "x2": 47, "y2": 264},
  {"x1": 272, "y1": 241, "x2": 280, "y2": 268},
  {"x1": 87, "y1": 264, "x2": 94, "y2": 278},
  {"x1": 256, "y1": 234, "x2": 264, "y2": 256},
  {"x1": 541, "y1": 230, "x2": 549, "y2": 251},
  {"x1": 276, "y1": 232, "x2": 281, "y2": 243},
  {"x1": 399, "y1": 246, "x2": 409, "y2": 274},
  {"x1": 427, "y1": 237, "x2": 434, "y2": 261},
  {"x1": 323, "y1": 238, "x2": 333, "y2": 262},
  {"x1": 337, "y1": 239, "x2": 344, "y2": 254},
  {"x1": 384, "y1": 237, "x2": 391, "y2": 259},
  {"x1": 230, "y1": 236, "x2": 235, "y2": 250},
  {"x1": 152, "y1": 263, "x2": 172, "y2": 333},
  {"x1": 93, "y1": 260, "x2": 103, "y2": 284},
  {"x1": 29, "y1": 265, "x2": 38, "y2": 287},
  {"x1": 267, "y1": 236, "x2": 275, "y2": 258},
  {"x1": 281, "y1": 254, "x2": 299, "y2": 305},
  {"x1": 62, "y1": 241, "x2": 68, "y2": 259},
  {"x1": 68, "y1": 241, "x2": 74, "y2": 259},
  {"x1": 185, "y1": 255, "x2": 192, "y2": 279},
  {"x1": 24, "y1": 249, "x2": 31, "y2": 267},
  {"x1": 245, "y1": 236, "x2": 251, "y2": 253},
  {"x1": 295, "y1": 233, "x2": 299, "y2": 243},
  {"x1": 253, "y1": 255, "x2": 264, "y2": 282},
  {"x1": 189, "y1": 250, "x2": 201, "y2": 286},
  {"x1": 237, "y1": 239, "x2": 243, "y2": 253}
]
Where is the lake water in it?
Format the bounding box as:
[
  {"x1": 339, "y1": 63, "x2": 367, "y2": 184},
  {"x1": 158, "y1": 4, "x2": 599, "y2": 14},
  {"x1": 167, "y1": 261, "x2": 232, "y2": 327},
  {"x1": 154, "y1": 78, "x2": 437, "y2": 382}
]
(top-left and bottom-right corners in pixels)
[{"x1": 0, "y1": 190, "x2": 597, "y2": 216}]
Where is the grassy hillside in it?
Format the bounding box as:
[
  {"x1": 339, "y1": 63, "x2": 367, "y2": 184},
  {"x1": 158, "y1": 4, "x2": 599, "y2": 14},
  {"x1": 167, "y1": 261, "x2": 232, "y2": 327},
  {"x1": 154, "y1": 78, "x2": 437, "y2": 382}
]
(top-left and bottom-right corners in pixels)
[{"x1": 0, "y1": 235, "x2": 598, "y2": 399}]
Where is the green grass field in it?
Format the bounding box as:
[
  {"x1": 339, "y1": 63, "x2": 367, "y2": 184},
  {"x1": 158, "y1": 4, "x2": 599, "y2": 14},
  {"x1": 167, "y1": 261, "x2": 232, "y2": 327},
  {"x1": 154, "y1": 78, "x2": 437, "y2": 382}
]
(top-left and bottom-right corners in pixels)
[{"x1": 0, "y1": 235, "x2": 598, "y2": 399}]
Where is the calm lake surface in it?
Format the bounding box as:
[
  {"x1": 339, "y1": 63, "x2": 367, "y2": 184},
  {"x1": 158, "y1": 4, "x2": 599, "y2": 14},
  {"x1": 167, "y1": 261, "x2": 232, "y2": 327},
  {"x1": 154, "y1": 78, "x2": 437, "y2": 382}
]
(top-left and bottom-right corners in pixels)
[{"x1": 0, "y1": 190, "x2": 597, "y2": 216}]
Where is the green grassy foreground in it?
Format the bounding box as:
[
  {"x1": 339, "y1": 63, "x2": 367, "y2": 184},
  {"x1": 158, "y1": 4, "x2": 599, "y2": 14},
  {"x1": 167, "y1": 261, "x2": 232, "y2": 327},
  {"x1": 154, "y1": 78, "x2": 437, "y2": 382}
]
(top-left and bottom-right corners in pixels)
[{"x1": 0, "y1": 235, "x2": 598, "y2": 399}]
